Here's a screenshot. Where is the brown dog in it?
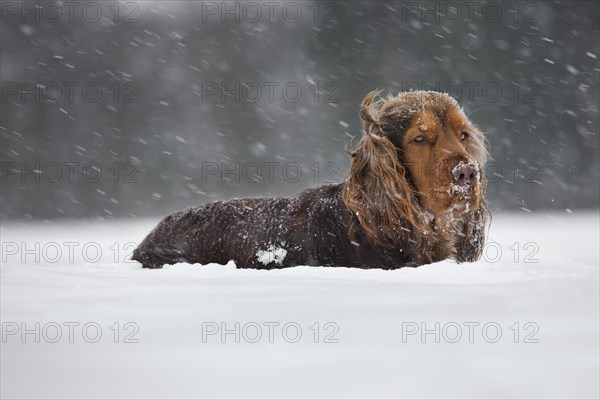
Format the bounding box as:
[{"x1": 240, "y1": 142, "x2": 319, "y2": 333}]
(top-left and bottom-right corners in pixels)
[{"x1": 133, "y1": 90, "x2": 489, "y2": 269}]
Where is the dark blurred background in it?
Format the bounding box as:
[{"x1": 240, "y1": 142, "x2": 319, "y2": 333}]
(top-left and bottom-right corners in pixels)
[{"x1": 1, "y1": 0, "x2": 598, "y2": 220}]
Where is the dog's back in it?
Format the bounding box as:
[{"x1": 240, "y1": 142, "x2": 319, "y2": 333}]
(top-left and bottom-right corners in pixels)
[
  {"x1": 133, "y1": 183, "x2": 425, "y2": 269},
  {"x1": 133, "y1": 196, "x2": 294, "y2": 268}
]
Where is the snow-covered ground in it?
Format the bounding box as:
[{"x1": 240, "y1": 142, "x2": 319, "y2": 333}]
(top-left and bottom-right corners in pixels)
[{"x1": 1, "y1": 212, "x2": 598, "y2": 399}]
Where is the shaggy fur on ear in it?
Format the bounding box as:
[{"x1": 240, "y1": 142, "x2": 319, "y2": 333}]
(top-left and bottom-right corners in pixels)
[{"x1": 342, "y1": 90, "x2": 425, "y2": 246}]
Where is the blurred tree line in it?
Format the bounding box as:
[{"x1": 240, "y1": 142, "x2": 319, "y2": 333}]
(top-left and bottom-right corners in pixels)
[{"x1": 1, "y1": 0, "x2": 598, "y2": 220}]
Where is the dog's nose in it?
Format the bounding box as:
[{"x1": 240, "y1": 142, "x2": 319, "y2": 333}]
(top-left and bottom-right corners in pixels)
[{"x1": 452, "y1": 162, "x2": 478, "y2": 186}]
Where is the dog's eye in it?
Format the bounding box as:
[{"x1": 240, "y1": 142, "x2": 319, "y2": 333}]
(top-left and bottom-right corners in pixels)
[
  {"x1": 460, "y1": 132, "x2": 469, "y2": 141},
  {"x1": 413, "y1": 135, "x2": 426, "y2": 143}
]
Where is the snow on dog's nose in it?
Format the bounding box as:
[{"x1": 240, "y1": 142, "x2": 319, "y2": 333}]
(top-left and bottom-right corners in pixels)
[{"x1": 452, "y1": 161, "x2": 478, "y2": 187}]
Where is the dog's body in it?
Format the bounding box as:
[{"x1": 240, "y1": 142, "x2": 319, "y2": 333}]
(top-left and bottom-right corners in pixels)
[
  {"x1": 134, "y1": 184, "x2": 372, "y2": 269},
  {"x1": 133, "y1": 183, "x2": 483, "y2": 269},
  {"x1": 133, "y1": 90, "x2": 489, "y2": 270}
]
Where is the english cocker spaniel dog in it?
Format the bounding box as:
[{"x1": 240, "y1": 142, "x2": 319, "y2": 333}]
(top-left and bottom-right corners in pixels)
[{"x1": 133, "y1": 90, "x2": 489, "y2": 269}]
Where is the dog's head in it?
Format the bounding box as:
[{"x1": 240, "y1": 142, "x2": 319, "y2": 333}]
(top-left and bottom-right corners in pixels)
[{"x1": 343, "y1": 90, "x2": 489, "y2": 260}]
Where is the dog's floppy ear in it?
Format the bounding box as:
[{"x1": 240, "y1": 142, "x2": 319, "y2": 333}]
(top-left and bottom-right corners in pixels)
[{"x1": 342, "y1": 90, "x2": 423, "y2": 246}]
